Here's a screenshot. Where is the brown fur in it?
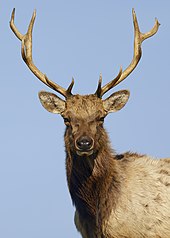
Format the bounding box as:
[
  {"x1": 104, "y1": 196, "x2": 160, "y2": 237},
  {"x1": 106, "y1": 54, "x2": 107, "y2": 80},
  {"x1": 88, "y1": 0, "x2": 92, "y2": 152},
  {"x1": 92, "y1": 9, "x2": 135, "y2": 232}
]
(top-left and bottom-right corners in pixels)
[{"x1": 39, "y1": 93, "x2": 170, "y2": 238}]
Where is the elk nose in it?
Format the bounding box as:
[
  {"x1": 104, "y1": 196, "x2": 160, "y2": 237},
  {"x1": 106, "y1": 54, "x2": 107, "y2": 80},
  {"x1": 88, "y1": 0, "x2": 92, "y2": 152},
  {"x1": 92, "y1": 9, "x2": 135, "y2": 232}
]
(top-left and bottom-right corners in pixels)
[{"x1": 76, "y1": 136, "x2": 93, "y2": 151}]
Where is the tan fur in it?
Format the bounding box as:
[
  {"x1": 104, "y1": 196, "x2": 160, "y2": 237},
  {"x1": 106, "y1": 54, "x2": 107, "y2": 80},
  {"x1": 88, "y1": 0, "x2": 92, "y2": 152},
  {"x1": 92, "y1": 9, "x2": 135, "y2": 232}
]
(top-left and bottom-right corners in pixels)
[
  {"x1": 104, "y1": 156, "x2": 170, "y2": 238},
  {"x1": 73, "y1": 155, "x2": 170, "y2": 238}
]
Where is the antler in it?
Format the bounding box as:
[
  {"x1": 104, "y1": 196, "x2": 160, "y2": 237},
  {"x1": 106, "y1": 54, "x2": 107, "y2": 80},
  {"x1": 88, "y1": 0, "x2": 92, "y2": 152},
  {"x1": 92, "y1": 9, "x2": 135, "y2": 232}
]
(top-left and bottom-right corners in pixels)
[
  {"x1": 10, "y1": 8, "x2": 74, "y2": 98},
  {"x1": 95, "y1": 67, "x2": 123, "y2": 98},
  {"x1": 96, "y1": 9, "x2": 160, "y2": 98}
]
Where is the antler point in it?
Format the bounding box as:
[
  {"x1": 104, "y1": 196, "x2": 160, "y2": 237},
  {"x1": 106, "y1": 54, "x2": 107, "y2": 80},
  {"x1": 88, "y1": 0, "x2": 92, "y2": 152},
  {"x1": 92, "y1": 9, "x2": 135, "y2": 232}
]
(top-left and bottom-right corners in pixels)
[
  {"x1": 155, "y1": 18, "x2": 161, "y2": 27},
  {"x1": 10, "y1": 8, "x2": 15, "y2": 22},
  {"x1": 132, "y1": 8, "x2": 136, "y2": 17},
  {"x1": 99, "y1": 72, "x2": 102, "y2": 81},
  {"x1": 33, "y1": 9, "x2": 36, "y2": 17}
]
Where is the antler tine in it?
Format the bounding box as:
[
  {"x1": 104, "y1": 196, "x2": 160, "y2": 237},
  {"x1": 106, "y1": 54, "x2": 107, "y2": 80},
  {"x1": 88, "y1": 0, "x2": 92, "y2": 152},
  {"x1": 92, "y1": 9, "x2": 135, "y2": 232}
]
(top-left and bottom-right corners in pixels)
[
  {"x1": 95, "y1": 73, "x2": 102, "y2": 98},
  {"x1": 67, "y1": 78, "x2": 75, "y2": 95},
  {"x1": 10, "y1": 8, "x2": 73, "y2": 98},
  {"x1": 95, "y1": 67, "x2": 122, "y2": 98},
  {"x1": 45, "y1": 75, "x2": 74, "y2": 97},
  {"x1": 112, "y1": 9, "x2": 160, "y2": 87},
  {"x1": 10, "y1": 8, "x2": 23, "y2": 40}
]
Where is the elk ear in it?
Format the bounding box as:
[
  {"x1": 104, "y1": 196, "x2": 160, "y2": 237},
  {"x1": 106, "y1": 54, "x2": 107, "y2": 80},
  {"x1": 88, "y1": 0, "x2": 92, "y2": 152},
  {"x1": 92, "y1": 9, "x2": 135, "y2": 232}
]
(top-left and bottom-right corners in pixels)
[
  {"x1": 103, "y1": 90, "x2": 130, "y2": 113},
  {"x1": 38, "y1": 91, "x2": 65, "y2": 114}
]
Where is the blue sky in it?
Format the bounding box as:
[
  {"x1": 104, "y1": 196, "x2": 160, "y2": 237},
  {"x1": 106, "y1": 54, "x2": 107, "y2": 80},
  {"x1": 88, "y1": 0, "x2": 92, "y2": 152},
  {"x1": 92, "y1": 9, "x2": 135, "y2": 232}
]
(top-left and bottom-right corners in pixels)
[{"x1": 1, "y1": 1, "x2": 170, "y2": 238}]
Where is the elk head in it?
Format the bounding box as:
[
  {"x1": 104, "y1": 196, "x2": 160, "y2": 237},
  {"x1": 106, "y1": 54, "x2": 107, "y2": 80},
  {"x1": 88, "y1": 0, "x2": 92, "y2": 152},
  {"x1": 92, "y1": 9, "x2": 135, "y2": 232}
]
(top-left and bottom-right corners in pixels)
[{"x1": 10, "y1": 9, "x2": 159, "y2": 157}]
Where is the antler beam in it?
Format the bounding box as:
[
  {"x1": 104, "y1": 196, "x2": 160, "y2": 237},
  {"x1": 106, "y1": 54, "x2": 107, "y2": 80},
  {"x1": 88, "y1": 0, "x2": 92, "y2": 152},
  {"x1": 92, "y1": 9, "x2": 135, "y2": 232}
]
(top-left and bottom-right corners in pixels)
[{"x1": 10, "y1": 8, "x2": 73, "y2": 98}]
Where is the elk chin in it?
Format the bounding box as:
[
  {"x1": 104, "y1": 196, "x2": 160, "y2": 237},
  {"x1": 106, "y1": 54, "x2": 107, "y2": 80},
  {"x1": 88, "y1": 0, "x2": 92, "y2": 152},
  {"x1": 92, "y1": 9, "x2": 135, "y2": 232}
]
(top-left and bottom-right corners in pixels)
[{"x1": 76, "y1": 150, "x2": 94, "y2": 157}]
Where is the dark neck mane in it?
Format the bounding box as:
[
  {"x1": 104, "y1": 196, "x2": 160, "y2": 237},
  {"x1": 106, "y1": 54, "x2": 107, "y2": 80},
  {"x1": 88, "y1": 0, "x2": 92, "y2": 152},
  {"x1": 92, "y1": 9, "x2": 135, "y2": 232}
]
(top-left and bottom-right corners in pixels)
[{"x1": 65, "y1": 137, "x2": 123, "y2": 229}]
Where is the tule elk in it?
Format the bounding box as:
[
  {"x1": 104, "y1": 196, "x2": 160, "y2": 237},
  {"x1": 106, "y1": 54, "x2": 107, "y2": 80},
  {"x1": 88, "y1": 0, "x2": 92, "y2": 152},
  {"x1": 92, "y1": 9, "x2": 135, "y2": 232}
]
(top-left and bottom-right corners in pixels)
[{"x1": 10, "y1": 8, "x2": 170, "y2": 238}]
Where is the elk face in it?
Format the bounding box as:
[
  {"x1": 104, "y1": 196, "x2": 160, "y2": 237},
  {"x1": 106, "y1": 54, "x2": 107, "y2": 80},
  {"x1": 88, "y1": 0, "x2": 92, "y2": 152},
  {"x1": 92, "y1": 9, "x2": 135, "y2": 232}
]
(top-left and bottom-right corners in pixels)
[{"x1": 38, "y1": 91, "x2": 129, "y2": 156}]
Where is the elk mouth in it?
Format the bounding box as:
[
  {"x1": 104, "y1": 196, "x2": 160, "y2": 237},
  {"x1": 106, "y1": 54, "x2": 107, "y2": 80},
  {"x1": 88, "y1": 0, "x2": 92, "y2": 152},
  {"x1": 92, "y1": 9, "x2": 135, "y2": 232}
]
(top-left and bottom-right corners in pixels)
[{"x1": 76, "y1": 149, "x2": 94, "y2": 157}]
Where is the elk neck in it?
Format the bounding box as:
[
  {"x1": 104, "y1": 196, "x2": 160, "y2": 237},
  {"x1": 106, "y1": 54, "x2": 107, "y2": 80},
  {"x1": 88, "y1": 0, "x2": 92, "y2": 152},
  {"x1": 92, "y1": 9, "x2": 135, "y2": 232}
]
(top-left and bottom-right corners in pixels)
[{"x1": 64, "y1": 126, "x2": 124, "y2": 227}]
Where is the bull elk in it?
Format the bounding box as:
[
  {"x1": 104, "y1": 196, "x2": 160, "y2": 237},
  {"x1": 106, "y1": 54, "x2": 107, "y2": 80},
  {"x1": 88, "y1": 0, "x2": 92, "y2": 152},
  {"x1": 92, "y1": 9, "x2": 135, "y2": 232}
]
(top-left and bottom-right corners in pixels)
[{"x1": 10, "y1": 8, "x2": 170, "y2": 238}]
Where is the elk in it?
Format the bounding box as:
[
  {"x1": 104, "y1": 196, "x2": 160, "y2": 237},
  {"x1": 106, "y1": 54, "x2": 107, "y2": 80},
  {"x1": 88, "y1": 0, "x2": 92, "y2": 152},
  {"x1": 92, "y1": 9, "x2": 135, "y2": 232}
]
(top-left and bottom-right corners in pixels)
[{"x1": 10, "y1": 8, "x2": 170, "y2": 238}]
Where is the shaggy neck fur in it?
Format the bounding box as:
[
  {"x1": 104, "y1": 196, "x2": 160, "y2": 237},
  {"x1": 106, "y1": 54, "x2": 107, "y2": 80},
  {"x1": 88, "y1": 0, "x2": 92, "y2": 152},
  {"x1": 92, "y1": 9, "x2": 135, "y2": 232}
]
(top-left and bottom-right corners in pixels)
[{"x1": 65, "y1": 127, "x2": 124, "y2": 234}]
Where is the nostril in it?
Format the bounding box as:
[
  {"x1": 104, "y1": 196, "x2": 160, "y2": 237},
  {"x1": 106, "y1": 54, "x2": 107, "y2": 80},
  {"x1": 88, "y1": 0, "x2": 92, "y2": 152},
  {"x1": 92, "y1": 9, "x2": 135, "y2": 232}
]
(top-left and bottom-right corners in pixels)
[
  {"x1": 78, "y1": 140, "x2": 90, "y2": 147},
  {"x1": 76, "y1": 136, "x2": 93, "y2": 151}
]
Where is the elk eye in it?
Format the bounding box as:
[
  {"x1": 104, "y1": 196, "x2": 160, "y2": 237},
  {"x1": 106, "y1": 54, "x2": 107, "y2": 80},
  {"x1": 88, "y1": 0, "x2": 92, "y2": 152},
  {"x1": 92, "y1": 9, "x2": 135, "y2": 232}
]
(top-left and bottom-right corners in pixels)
[
  {"x1": 64, "y1": 118, "x2": 70, "y2": 125},
  {"x1": 97, "y1": 117, "x2": 105, "y2": 125},
  {"x1": 99, "y1": 117, "x2": 105, "y2": 122}
]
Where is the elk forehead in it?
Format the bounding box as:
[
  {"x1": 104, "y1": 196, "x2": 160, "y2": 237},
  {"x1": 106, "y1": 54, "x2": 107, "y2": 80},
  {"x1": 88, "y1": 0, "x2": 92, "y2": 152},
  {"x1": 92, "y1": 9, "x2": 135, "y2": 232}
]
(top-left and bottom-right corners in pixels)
[
  {"x1": 63, "y1": 94, "x2": 105, "y2": 156},
  {"x1": 63, "y1": 94, "x2": 105, "y2": 120}
]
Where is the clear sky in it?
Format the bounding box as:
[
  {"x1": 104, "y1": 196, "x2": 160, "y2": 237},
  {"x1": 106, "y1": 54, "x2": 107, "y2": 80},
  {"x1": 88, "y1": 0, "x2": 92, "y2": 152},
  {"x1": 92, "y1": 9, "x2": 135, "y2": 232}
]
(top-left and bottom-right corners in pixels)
[{"x1": 1, "y1": 1, "x2": 170, "y2": 238}]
